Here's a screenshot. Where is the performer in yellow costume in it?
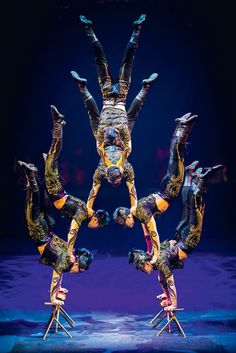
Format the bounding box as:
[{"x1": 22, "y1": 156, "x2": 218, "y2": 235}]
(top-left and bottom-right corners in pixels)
[
  {"x1": 128, "y1": 163, "x2": 222, "y2": 311},
  {"x1": 71, "y1": 14, "x2": 158, "y2": 212},
  {"x1": 44, "y1": 105, "x2": 110, "y2": 261},
  {"x1": 18, "y1": 160, "x2": 93, "y2": 305},
  {"x1": 113, "y1": 112, "x2": 197, "y2": 264}
]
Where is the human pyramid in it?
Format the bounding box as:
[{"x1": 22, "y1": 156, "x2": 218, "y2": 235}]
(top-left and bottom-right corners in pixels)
[{"x1": 18, "y1": 14, "x2": 222, "y2": 313}]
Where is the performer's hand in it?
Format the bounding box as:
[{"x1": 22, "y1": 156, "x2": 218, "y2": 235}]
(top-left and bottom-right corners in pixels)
[
  {"x1": 130, "y1": 206, "x2": 137, "y2": 215},
  {"x1": 160, "y1": 299, "x2": 172, "y2": 307},
  {"x1": 59, "y1": 287, "x2": 68, "y2": 294},
  {"x1": 68, "y1": 252, "x2": 76, "y2": 264},
  {"x1": 164, "y1": 304, "x2": 177, "y2": 312},
  {"x1": 51, "y1": 298, "x2": 64, "y2": 305},
  {"x1": 87, "y1": 207, "x2": 94, "y2": 218},
  {"x1": 56, "y1": 291, "x2": 66, "y2": 301},
  {"x1": 156, "y1": 293, "x2": 168, "y2": 301}
]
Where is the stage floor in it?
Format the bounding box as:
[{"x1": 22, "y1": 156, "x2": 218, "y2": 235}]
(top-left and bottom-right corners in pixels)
[{"x1": 0, "y1": 253, "x2": 236, "y2": 352}]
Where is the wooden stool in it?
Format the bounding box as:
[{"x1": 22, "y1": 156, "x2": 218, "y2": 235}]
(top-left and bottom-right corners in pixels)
[
  {"x1": 149, "y1": 308, "x2": 186, "y2": 337},
  {"x1": 43, "y1": 302, "x2": 75, "y2": 340}
]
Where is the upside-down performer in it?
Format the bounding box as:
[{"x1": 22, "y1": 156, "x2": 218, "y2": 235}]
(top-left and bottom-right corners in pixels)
[
  {"x1": 71, "y1": 14, "x2": 158, "y2": 211},
  {"x1": 113, "y1": 112, "x2": 197, "y2": 264},
  {"x1": 18, "y1": 161, "x2": 93, "y2": 305},
  {"x1": 128, "y1": 163, "x2": 223, "y2": 311},
  {"x1": 44, "y1": 105, "x2": 110, "y2": 261}
]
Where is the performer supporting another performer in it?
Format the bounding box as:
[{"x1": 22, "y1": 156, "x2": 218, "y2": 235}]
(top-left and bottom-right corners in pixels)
[
  {"x1": 128, "y1": 164, "x2": 223, "y2": 311},
  {"x1": 18, "y1": 161, "x2": 93, "y2": 305},
  {"x1": 44, "y1": 105, "x2": 110, "y2": 260},
  {"x1": 113, "y1": 113, "x2": 197, "y2": 264},
  {"x1": 71, "y1": 14, "x2": 158, "y2": 210}
]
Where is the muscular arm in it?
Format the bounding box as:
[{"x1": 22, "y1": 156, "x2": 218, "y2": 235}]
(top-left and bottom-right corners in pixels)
[
  {"x1": 87, "y1": 181, "x2": 101, "y2": 210},
  {"x1": 50, "y1": 270, "x2": 64, "y2": 304},
  {"x1": 145, "y1": 216, "x2": 160, "y2": 264},
  {"x1": 141, "y1": 223, "x2": 153, "y2": 255},
  {"x1": 67, "y1": 219, "x2": 80, "y2": 256},
  {"x1": 126, "y1": 180, "x2": 137, "y2": 208},
  {"x1": 164, "y1": 274, "x2": 177, "y2": 310},
  {"x1": 157, "y1": 265, "x2": 177, "y2": 310}
]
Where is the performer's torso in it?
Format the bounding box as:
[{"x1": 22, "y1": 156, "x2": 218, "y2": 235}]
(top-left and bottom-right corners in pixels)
[
  {"x1": 39, "y1": 234, "x2": 71, "y2": 274},
  {"x1": 60, "y1": 195, "x2": 88, "y2": 226},
  {"x1": 135, "y1": 194, "x2": 161, "y2": 223}
]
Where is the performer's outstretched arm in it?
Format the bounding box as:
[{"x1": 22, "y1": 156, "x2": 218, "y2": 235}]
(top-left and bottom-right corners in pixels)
[
  {"x1": 67, "y1": 219, "x2": 80, "y2": 258},
  {"x1": 164, "y1": 274, "x2": 177, "y2": 311},
  {"x1": 126, "y1": 180, "x2": 137, "y2": 209},
  {"x1": 50, "y1": 271, "x2": 64, "y2": 305},
  {"x1": 87, "y1": 181, "x2": 101, "y2": 211},
  {"x1": 141, "y1": 223, "x2": 153, "y2": 255},
  {"x1": 145, "y1": 217, "x2": 160, "y2": 264},
  {"x1": 157, "y1": 267, "x2": 177, "y2": 310}
]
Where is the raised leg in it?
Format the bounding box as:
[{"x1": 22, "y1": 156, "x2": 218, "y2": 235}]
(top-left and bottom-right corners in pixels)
[
  {"x1": 127, "y1": 73, "x2": 158, "y2": 132},
  {"x1": 159, "y1": 113, "x2": 198, "y2": 202},
  {"x1": 45, "y1": 105, "x2": 66, "y2": 197}
]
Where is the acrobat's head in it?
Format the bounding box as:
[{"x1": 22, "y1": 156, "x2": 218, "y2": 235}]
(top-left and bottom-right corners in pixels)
[
  {"x1": 88, "y1": 209, "x2": 110, "y2": 229},
  {"x1": 128, "y1": 249, "x2": 153, "y2": 274},
  {"x1": 113, "y1": 207, "x2": 134, "y2": 228},
  {"x1": 69, "y1": 248, "x2": 93, "y2": 273},
  {"x1": 106, "y1": 165, "x2": 123, "y2": 186}
]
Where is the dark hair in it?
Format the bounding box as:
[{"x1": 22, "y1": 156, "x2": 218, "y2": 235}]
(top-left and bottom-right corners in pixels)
[
  {"x1": 74, "y1": 248, "x2": 93, "y2": 270},
  {"x1": 113, "y1": 207, "x2": 130, "y2": 226},
  {"x1": 107, "y1": 166, "x2": 123, "y2": 185},
  {"x1": 128, "y1": 249, "x2": 152, "y2": 271},
  {"x1": 95, "y1": 209, "x2": 110, "y2": 227}
]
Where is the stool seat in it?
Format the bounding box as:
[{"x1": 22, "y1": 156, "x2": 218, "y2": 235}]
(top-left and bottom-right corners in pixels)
[{"x1": 43, "y1": 302, "x2": 75, "y2": 340}]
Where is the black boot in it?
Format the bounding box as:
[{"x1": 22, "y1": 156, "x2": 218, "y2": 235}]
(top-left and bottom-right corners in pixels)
[
  {"x1": 133, "y1": 14, "x2": 146, "y2": 29},
  {"x1": 183, "y1": 160, "x2": 199, "y2": 187},
  {"x1": 71, "y1": 71, "x2": 87, "y2": 88},
  {"x1": 173, "y1": 112, "x2": 198, "y2": 144},
  {"x1": 80, "y1": 15, "x2": 98, "y2": 44},
  {"x1": 50, "y1": 105, "x2": 66, "y2": 139},
  {"x1": 70, "y1": 71, "x2": 93, "y2": 103},
  {"x1": 130, "y1": 14, "x2": 146, "y2": 46},
  {"x1": 136, "y1": 73, "x2": 158, "y2": 101},
  {"x1": 79, "y1": 15, "x2": 92, "y2": 28},
  {"x1": 195, "y1": 165, "x2": 223, "y2": 194},
  {"x1": 18, "y1": 161, "x2": 38, "y2": 192}
]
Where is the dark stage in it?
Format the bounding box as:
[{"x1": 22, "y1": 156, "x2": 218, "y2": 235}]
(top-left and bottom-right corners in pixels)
[{"x1": 0, "y1": 253, "x2": 236, "y2": 352}]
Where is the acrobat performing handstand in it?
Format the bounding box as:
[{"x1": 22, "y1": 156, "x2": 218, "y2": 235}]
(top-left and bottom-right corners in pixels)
[
  {"x1": 44, "y1": 105, "x2": 110, "y2": 261},
  {"x1": 71, "y1": 14, "x2": 158, "y2": 211},
  {"x1": 18, "y1": 160, "x2": 93, "y2": 305},
  {"x1": 113, "y1": 112, "x2": 197, "y2": 264},
  {"x1": 128, "y1": 162, "x2": 223, "y2": 311}
]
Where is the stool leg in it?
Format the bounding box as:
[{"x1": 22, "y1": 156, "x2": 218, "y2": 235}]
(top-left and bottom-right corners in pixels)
[
  {"x1": 59, "y1": 308, "x2": 74, "y2": 328},
  {"x1": 167, "y1": 312, "x2": 171, "y2": 333},
  {"x1": 156, "y1": 315, "x2": 175, "y2": 336},
  {"x1": 54, "y1": 318, "x2": 72, "y2": 338},
  {"x1": 43, "y1": 314, "x2": 55, "y2": 340},
  {"x1": 173, "y1": 315, "x2": 186, "y2": 338},
  {"x1": 149, "y1": 309, "x2": 164, "y2": 325},
  {"x1": 60, "y1": 306, "x2": 75, "y2": 325},
  {"x1": 153, "y1": 313, "x2": 167, "y2": 329},
  {"x1": 55, "y1": 306, "x2": 60, "y2": 332}
]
